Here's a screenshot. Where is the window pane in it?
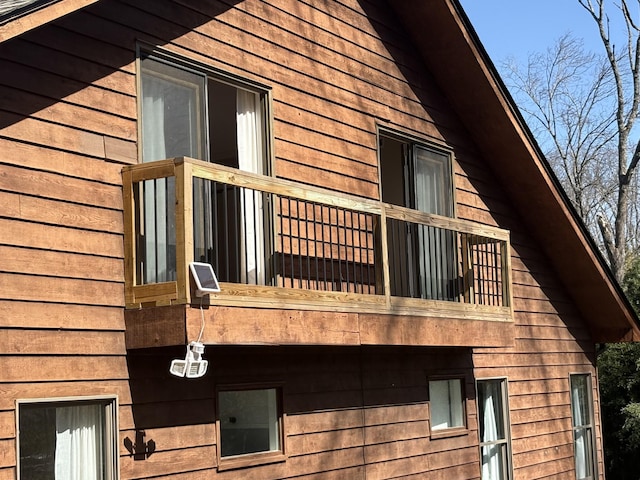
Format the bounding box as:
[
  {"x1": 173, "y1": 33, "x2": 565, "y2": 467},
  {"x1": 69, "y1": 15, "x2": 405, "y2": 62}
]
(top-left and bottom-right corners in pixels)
[
  {"x1": 219, "y1": 388, "x2": 280, "y2": 457},
  {"x1": 414, "y1": 145, "x2": 452, "y2": 217},
  {"x1": 574, "y1": 428, "x2": 594, "y2": 479},
  {"x1": 482, "y1": 442, "x2": 507, "y2": 480},
  {"x1": 430, "y1": 379, "x2": 464, "y2": 430},
  {"x1": 478, "y1": 380, "x2": 505, "y2": 441},
  {"x1": 19, "y1": 406, "x2": 56, "y2": 479},
  {"x1": 478, "y1": 379, "x2": 511, "y2": 480},
  {"x1": 570, "y1": 375, "x2": 595, "y2": 479},
  {"x1": 141, "y1": 58, "x2": 206, "y2": 162},
  {"x1": 570, "y1": 375, "x2": 591, "y2": 427},
  {"x1": 19, "y1": 401, "x2": 112, "y2": 480}
]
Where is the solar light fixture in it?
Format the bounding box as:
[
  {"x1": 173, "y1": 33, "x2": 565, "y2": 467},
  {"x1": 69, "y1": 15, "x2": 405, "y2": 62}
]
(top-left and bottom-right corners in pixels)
[
  {"x1": 170, "y1": 341, "x2": 208, "y2": 378},
  {"x1": 189, "y1": 262, "x2": 221, "y2": 297}
]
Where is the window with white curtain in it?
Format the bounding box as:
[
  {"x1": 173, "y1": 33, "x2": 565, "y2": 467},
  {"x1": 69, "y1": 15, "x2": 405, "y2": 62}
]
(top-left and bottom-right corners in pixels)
[
  {"x1": 429, "y1": 378, "x2": 465, "y2": 431},
  {"x1": 217, "y1": 386, "x2": 283, "y2": 464},
  {"x1": 379, "y1": 132, "x2": 456, "y2": 300},
  {"x1": 477, "y1": 378, "x2": 512, "y2": 480},
  {"x1": 139, "y1": 52, "x2": 269, "y2": 286},
  {"x1": 18, "y1": 397, "x2": 117, "y2": 480},
  {"x1": 570, "y1": 374, "x2": 596, "y2": 480}
]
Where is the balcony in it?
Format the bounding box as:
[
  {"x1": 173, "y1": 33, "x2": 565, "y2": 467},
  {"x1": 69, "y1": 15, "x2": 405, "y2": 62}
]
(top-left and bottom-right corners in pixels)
[{"x1": 123, "y1": 157, "x2": 514, "y2": 348}]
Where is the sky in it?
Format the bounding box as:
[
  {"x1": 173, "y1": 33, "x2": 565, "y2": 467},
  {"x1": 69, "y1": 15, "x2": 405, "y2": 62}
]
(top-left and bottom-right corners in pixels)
[{"x1": 458, "y1": 1, "x2": 608, "y2": 66}]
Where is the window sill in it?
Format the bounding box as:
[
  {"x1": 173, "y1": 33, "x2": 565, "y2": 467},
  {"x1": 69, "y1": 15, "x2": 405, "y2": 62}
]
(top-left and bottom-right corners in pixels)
[
  {"x1": 217, "y1": 451, "x2": 286, "y2": 471},
  {"x1": 430, "y1": 426, "x2": 469, "y2": 440}
]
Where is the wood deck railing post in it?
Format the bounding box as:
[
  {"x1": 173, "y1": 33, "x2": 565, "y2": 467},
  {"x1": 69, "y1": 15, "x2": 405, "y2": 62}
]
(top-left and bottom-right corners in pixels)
[
  {"x1": 175, "y1": 158, "x2": 194, "y2": 304},
  {"x1": 378, "y1": 207, "x2": 391, "y2": 307}
]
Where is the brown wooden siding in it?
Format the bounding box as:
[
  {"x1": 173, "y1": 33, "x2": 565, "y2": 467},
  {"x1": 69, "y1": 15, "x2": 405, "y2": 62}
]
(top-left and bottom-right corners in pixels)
[
  {"x1": 122, "y1": 346, "x2": 478, "y2": 479},
  {"x1": 0, "y1": 0, "x2": 604, "y2": 479}
]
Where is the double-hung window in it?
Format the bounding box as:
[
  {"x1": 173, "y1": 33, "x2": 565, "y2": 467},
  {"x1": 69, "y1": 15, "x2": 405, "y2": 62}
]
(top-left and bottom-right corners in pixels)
[
  {"x1": 138, "y1": 51, "x2": 270, "y2": 286},
  {"x1": 17, "y1": 396, "x2": 118, "y2": 480},
  {"x1": 477, "y1": 378, "x2": 512, "y2": 480},
  {"x1": 379, "y1": 131, "x2": 456, "y2": 300},
  {"x1": 570, "y1": 374, "x2": 597, "y2": 479}
]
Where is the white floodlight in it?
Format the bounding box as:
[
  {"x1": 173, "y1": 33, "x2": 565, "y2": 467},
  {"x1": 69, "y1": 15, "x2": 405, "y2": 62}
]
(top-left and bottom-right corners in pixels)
[
  {"x1": 169, "y1": 341, "x2": 208, "y2": 378},
  {"x1": 189, "y1": 262, "x2": 221, "y2": 297}
]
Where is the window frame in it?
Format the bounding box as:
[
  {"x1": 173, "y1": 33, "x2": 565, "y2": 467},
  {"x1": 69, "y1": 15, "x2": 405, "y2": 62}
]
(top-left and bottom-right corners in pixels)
[
  {"x1": 428, "y1": 375, "x2": 468, "y2": 438},
  {"x1": 135, "y1": 45, "x2": 276, "y2": 288},
  {"x1": 16, "y1": 395, "x2": 119, "y2": 480},
  {"x1": 569, "y1": 373, "x2": 598, "y2": 480},
  {"x1": 215, "y1": 382, "x2": 286, "y2": 471},
  {"x1": 135, "y1": 44, "x2": 275, "y2": 174},
  {"x1": 377, "y1": 126, "x2": 457, "y2": 218},
  {"x1": 476, "y1": 377, "x2": 513, "y2": 480},
  {"x1": 377, "y1": 127, "x2": 459, "y2": 301}
]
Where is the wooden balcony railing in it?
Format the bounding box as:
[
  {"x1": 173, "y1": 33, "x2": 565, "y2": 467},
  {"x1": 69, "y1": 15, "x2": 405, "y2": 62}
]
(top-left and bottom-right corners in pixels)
[{"x1": 123, "y1": 157, "x2": 513, "y2": 321}]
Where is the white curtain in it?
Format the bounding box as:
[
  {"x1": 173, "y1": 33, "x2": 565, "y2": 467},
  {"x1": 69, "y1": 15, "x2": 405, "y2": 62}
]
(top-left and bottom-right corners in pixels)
[
  {"x1": 414, "y1": 146, "x2": 453, "y2": 299},
  {"x1": 141, "y1": 62, "x2": 206, "y2": 283},
  {"x1": 237, "y1": 89, "x2": 265, "y2": 284},
  {"x1": 572, "y1": 377, "x2": 589, "y2": 479},
  {"x1": 141, "y1": 75, "x2": 166, "y2": 283},
  {"x1": 481, "y1": 383, "x2": 501, "y2": 480},
  {"x1": 55, "y1": 404, "x2": 104, "y2": 480}
]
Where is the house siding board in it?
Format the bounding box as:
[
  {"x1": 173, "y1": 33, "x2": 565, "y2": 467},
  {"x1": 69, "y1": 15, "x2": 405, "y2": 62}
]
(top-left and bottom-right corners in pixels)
[
  {"x1": 0, "y1": 0, "x2": 609, "y2": 479},
  {"x1": 0, "y1": 5, "x2": 132, "y2": 480},
  {"x1": 123, "y1": 346, "x2": 479, "y2": 479}
]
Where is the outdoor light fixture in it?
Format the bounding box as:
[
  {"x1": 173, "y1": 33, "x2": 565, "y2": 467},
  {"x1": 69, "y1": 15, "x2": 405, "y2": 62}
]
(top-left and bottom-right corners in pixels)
[
  {"x1": 189, "y1": 262, "x2": 221, "y2": 297},
  {"x1": 169, "y1": 262, "x2": 219, "y2": 378},
  {"x1": 170, "y1": 341, "x2": 208, "y2": 378}
]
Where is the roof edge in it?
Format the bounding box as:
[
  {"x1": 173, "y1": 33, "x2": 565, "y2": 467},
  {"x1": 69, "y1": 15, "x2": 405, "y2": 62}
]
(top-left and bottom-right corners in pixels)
[
  {"x1": 0, "y1": 0, "x2": 99, "y2": 42},
  {"x1": 389, "y1": 0, "x2": 640, "y2": 341}
]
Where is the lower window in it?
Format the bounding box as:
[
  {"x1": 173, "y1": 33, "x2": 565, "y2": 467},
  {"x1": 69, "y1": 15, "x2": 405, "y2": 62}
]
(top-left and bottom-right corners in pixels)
[
  {"x1": 477, "y1": 378, "x2": 512, "y2": 480},
  {"x1": 217, "y1": 385, "x2": 284, "y2": 468},
  {"x1": 429, "y1": 378, "x2": 466, "y2": 432},
  {"x1": 570, "y1": 374, "x2": 597, "y2": 480},
  {"x1": 17, "y1": 396, "x2": 118, "y2": 480}
]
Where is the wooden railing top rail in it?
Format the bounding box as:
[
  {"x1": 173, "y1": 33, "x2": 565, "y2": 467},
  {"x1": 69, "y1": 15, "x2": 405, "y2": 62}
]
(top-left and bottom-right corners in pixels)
[{"x1": 123, "y1": 156, "x2": 510, "y2": 242}]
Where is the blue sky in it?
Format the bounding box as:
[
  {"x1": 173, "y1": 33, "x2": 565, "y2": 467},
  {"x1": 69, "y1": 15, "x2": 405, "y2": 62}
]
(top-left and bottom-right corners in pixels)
[{"x1": 458, "y1": 1, "x2": 607, "y2": 65}]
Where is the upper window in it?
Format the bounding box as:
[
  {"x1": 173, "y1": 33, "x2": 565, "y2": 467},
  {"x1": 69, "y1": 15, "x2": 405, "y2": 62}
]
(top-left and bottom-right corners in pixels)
[
  {"x1": 570, "y1": 374, "x2": 597, "y2": 480},
  {"x1": 137, "y1": 51, "x2": 271, "y2": 285},
  {"x1": 429, "y1": 378, "x2": 466, "y2": 433},
  {"x1": 379, "y1": 132, "x2": 453, "y2": 216},
  {"x1": 139, "y1": 53, "x2": 268, "y2": 172},
  {"x1": 17, "y1": 397, "x2": 118, "y2": 480},
  {"x1": 379, "y1": 131, "x2": 456, "y2": 300},
  {"x1": 216, "y1": 386, "x2": 284, "y2": 469}
]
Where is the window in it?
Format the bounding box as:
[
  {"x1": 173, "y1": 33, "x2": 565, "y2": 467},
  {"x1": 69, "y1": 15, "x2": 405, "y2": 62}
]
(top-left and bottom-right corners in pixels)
[
  {"x1": 17, "y1": 397, "x2": 118, "y2": 480},
  {"x1": 477, "y1": 378, "x2": 512, "y2": 480},
  {"x1": 570, "y1": 374, "x2": 597, "y2": 480},
  {"x1": 429, "y1": 378, "x2": 465, "y2": 432},
  {"x1": 138, "y1": 51, "x2": 270, "y2": 285},
  {"x1": 217, "y1": 386, "x2": 284, "y2": 468},
  {"x1": 379, "y1": 131, "x2": 457, "y2": 300}
]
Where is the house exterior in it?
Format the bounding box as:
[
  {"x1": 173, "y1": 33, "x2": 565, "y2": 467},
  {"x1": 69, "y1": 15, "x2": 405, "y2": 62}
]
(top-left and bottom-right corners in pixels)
[{"x1": 1, "y1": 0, "x2": 638, "y2": 479}]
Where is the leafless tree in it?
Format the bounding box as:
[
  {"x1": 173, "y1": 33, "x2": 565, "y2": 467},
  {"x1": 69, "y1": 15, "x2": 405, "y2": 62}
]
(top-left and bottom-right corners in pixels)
[{"x1": 502, "y1": 1, "x2": 640, "y2": 282}]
